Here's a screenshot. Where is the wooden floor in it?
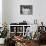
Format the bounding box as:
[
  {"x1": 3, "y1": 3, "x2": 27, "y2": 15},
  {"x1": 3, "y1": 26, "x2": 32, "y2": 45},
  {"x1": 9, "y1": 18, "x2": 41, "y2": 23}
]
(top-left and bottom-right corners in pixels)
[
  {"x1": 0, "y1": 44, "x2": 46, "y2": 46},
  {"x1": 40, "y1": 45, "x2": 46, "y2": 46}
]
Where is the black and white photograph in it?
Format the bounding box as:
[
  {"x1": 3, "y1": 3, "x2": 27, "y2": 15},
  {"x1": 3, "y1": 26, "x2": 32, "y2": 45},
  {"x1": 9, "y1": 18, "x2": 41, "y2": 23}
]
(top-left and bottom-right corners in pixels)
[{"x1": 20, "y1": 5, "x2": 33, "y2": 15}]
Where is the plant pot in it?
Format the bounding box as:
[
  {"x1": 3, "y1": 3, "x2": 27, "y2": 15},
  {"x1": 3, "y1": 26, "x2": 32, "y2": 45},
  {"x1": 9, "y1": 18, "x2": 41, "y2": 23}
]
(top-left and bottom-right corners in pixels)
[{"x1": 0, "y1": 38, "x2": 5, "y2": 44}]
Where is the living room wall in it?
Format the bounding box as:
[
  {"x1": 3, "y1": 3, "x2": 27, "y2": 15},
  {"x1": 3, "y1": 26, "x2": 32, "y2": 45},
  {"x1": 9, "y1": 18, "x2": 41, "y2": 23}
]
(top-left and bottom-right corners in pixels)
[
  {"x1": 2, "y1": 0, "x2": 46, "y2": 26},
  {"x1": 0, "y1": 0, "x2": 2, "y2": 27}
]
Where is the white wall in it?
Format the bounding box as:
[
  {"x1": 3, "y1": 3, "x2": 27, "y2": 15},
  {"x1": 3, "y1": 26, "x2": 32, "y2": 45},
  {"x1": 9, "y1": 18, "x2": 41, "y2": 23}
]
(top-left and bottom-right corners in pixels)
[
  {"x1": 3, "y1": 0, "x2": 46, "y2": 26},
  {"x1": 2, "y1": 0, "x2": 7, "y2": 24},
  {"x1": 2, "y1": 0, "x2": 9, "y2": 25},
  {"x1": 8, "y1": 0, "x2": 36, "y2": 24},
  {"x1": 0, "y1": 0, "x2": 2, "y2": 27}
]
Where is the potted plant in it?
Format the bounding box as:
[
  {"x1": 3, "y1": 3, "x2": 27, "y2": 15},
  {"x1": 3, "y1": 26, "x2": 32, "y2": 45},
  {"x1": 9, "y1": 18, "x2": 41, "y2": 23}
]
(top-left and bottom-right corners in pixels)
[{"x1": 0, "y1": 23, "x2": 9, "y2": 44}]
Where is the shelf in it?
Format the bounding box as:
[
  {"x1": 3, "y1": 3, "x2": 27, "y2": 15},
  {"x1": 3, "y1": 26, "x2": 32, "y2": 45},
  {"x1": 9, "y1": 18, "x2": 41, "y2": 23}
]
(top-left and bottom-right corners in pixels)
[
  {"x1": 9, "y1": 25, "x2": 31, "y2": 26},
  {"x1": 10, "y1": 31, "x2": 23, "y2": 33},
  {"x1": 16, "y1": 32, "x2": 23, "y2": 33},
  {"x1": 10, "y1": 32, "x2": 15, "y2": 33}
]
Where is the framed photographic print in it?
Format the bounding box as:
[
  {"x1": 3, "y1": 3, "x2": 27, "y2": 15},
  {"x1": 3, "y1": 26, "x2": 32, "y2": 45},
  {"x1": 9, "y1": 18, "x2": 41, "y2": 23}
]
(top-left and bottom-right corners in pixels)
[{"x1": 20, "y1": 5, "x2": 33, "y2": 15}]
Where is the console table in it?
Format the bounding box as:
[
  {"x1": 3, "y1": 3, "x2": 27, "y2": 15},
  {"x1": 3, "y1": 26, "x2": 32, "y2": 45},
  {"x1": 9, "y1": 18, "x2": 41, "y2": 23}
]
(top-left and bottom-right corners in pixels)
[
  {"x1": 9, "y1": 25, "x2": 30, "y2": 37},
  {"x1": 9, "y1": 24, "x2": 37, "y2": 37}
]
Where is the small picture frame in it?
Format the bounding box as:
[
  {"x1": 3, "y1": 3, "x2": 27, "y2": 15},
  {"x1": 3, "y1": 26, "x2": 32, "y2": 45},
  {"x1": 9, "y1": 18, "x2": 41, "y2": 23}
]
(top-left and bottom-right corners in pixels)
[{"x1": 20, "y1": 5, "x2": 33, "y2": 15}]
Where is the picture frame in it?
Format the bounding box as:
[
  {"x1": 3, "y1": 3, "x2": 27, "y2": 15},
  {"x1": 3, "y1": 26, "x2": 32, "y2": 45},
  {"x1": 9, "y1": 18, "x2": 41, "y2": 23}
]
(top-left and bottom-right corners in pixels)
[{"x1": 20, "y1": 5, "x2": 33, "y2": 15}]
